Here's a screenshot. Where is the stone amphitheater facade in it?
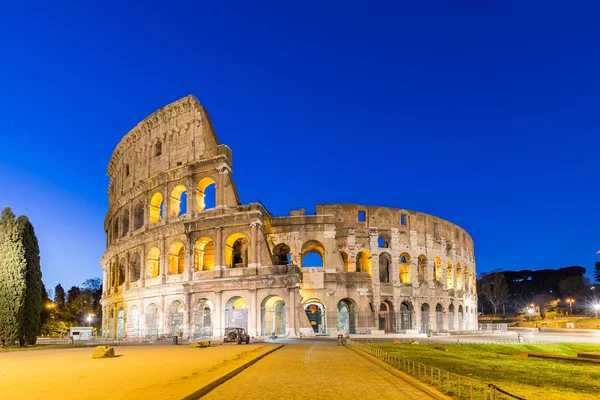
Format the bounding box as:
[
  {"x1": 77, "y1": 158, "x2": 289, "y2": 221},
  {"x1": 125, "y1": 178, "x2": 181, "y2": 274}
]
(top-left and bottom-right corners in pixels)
[{"x1": 100, "y1": 95, "x2": 478, "y2": 339}]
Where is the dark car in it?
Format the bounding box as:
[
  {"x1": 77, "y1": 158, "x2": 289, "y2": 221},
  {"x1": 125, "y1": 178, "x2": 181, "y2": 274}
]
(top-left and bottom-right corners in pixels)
[{"x1": 223, "y1": 327, "x2": 250, "y2": 344}]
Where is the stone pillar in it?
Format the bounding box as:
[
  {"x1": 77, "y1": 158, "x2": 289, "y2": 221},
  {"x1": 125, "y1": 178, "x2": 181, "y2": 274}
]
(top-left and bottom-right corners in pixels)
[
  {"x1": 186, "y1": 234, "x2": 194, "y2": 281},
  {"x1": 183, "y1": 293, "x2": 192, "y2": 340},
  {"x1": 429, "y1": 306, "x2": 436, "y2": 333},
  {"x1": 113, "y1": 304, "x2": 118, "y2": 338},
  {"x1": 160, "y1": 237, "x2": 167, "y2": 283},
  {"x1": 215, "y1": 227, "x2": 224, "y2": 269},
  {"x1": 158, "y1": 296, "x2": 165, "y2": 336},
  {"x1": 186, "y1": 178, "x2": 195, "y2": 218},
  {"x1": 128, "y1": 202, "x2": 134, "y2": 235},
  {"x1": 442, "y1": 307, "x2": 449, "y2": 331},
  {"x1": 441, "y1": 260, "x2": 448, "y2": 291},
  {"x1": 412, "y1": 301, "x2": 421, "y2": 333},
  {"x1": 163, "y1": 183, "x2": 170, "y2": 222},
  {"x1": 249, "y1": 222, "x2": 258, "y2": 268},
  {"x1": 372, "y1": 292, "x2": 381, "y2": 330},
  {"x1": 214, "y1": 291, "x2": 223, "y2": 337},
  {"x1": 371, "y1": 253, "x2": 380, "y2": 284},
  {"x1": 428, "y1": 259, "x2": 435, "y2": 290},
  {"x1": 411, "y1": 259, "x2": 419, "y2": 290},
  {"x1": 323, "y1": 229, "x2": 340, "y2": 271},
  {"x1": 453, "y1": 305, "x2": 459, "y2": 331},
  {"x1": 288, "y1": 288, "x2": 296, "y2": 336},
  {"x1": 125, "y1": 252, "x2": 130, "y2": 290},
  {"x1": 140, "y1": 244, "x2": 146, "y2": 287},
  {"x1": 250, "y1": 290, "x2": 258, "y2": 337}
]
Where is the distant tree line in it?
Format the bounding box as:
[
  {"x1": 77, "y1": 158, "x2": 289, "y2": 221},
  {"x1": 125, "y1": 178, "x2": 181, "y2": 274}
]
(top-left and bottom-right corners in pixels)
[{"x1": 478, "y1": 266, "x2": 594, "y2": 315}]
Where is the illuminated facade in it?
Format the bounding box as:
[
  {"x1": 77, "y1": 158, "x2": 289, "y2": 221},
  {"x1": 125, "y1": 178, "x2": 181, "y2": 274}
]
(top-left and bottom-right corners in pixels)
[{"x1": 100, "y1": 95, "x2": 477, "y2": 339}]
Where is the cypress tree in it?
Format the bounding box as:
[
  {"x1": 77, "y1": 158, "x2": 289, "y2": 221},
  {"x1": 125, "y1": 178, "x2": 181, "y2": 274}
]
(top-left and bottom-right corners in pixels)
[
  {"x1": 0, "y1": 208, "x2": 27, "y2": 346},
  {"x1": 54, "y1": 284, "x2": 65, "y2": 309},
  {"x1": 17, "y1": 216, "x2": 42, "y2": 345}
]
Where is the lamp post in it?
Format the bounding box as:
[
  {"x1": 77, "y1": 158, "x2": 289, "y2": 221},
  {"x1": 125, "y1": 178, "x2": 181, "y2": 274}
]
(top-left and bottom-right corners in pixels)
[
  {"x1": 527, "y1": 307, "x2": 535, "y2": 322},
  {"x1": 566, "y1": 298, "x2": 574, "y2": 315}
]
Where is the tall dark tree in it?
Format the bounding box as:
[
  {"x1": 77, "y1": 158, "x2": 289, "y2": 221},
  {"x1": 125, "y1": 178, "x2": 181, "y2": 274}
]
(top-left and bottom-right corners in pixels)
[
  {"x1": 17, "y1": 216, "x2": 42, "y2": 345},
  {"x1": 0, "y1": 208, "x2": 27, "y2": 345},
  {"x1": 67, "y1": 286, "x2": 81, "y2": 304},
  {"x1": 477, "y1": 271, "x2": 509, "y2": 314},
  {"x1": 54, "y1": 284, "x2": 65, "y2": 308},
  {"x1": 595, "y1": 261, "x2": 600, "y2": 284},
  {"x1": 559, "y1": 276, "x2": 585, "y2": 297}
]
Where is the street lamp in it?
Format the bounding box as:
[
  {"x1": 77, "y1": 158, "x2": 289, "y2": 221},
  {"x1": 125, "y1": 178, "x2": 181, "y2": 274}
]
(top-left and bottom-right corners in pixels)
[
  {"x1": 566, "y1": 298, "x2": 574, "y2": 315},
  {"x1": 527, "y1": 307, "x2": 535, "y2": 322},
  {"x1": 86, "y1": 314, "x2": 93, "y2": 326}
]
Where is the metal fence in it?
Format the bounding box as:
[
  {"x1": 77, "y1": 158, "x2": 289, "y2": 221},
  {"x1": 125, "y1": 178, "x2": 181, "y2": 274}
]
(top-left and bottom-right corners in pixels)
[{"x1": 346, "y1": 339, "x2": 525, "y2": 400}]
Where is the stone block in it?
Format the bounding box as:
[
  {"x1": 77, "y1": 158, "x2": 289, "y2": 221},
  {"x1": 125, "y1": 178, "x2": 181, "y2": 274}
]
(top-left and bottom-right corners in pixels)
[
  {"x1": 189, "y1": 340, "x2": 211, "y2": 348},
  {"x1": 92, "y1": 346, "x2": 115, "y2": 359}
]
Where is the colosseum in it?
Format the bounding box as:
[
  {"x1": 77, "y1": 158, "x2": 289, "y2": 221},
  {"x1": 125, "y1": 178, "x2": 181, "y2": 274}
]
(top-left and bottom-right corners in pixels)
[{"x1": 100, "y1": 95, "x2": 478, "y2": 340}]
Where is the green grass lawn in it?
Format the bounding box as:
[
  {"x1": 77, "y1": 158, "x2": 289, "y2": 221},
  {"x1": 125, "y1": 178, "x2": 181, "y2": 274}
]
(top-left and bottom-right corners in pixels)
[{"x1": 370, "y1": 343, "x2": 600, "y2": 400}]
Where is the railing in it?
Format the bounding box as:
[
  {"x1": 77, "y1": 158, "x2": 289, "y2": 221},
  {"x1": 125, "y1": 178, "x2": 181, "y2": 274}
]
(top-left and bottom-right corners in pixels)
[{"x1": 346, "y1": 339, "x2": 525, "y2": 400}]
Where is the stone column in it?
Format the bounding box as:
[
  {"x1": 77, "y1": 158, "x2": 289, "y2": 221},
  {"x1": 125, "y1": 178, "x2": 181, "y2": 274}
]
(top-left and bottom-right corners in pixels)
[
  {"x1": 186, "y1": 234, "x2": 194, "y2": 281},
  {"x1": 160, "y1": 237, "x2": 167, "y2": 283},
  {"x1": 429, "y1": 306, "x2": 436, "y2": 333},
  {"x1": 453, "y1": 305, "x2": 459, "y2": 331},
  {"x1": 163, "y1": 183, "x2": 170, "y2": 222},
  {"x1": 371, "y1": 253, "x2": 380, "y2": 284},
  {"x1": 186, "y1": 177, "x2": 195, "y2": 218},
  {"x1": 215, "y1": 227, "x2": 224, "y2": 269},
  {"x1": 140, "y1": 244, "x2": 146, "y2": 287},
  {"x1": 250, "y1": 290, "x2": 258, "y2": 337},
  {"x1": 125, "y1": 252, "x2": 130, "y2": 290},
  {"x1": 442, "y1": 307, "x2": 449, "y2": 331},
  {"x1": 215, "y1": 291, "x2": 223, "y2": 337},
  {"x1": 158, "y1": 296, "x2": 165, "y2": 336},
  {"x1": 128, "y1": 202, "x2": 134, "y2": 235},
  {"x1": 323, "y1": 229, "x2": 340, "y2": 271},
  {"x1": 412, "y1": 301, "x2": 421, "y2": 333},
  {"x1": 411, "y1": 259, "x2": 419, "y2": 290},
  {"x1": 183, "y1": 293, "x2": 192, "y2": 340},
  {"x1": 249, "y1": 222, "x2": 258, "y2": 268},
  {"x1": 113, "y1": 304, "x2": 118, "y2": 338},
  {"x1": 288, "y1": 288, "x2": 296, "y2": 336},
  {"x1": 428, "y1": 259, "x2": 435, "y2": 290}
]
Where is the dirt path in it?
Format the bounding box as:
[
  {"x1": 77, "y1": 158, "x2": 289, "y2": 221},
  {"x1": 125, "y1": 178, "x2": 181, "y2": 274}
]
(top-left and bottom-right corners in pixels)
[
  {"x1": 203, "y1": 341, "x2": 435, "y2": 400},
  {"x1": 0, "y1": 343, "x2": 277, "y2": 399}
]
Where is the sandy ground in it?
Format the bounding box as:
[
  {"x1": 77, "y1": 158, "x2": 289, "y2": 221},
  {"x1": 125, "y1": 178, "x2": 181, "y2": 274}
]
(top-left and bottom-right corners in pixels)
[
  {"x1": 204, "y1": 341, "x2": 435, "y2": 400},
  {"x1": 0, "y1": 343, "x2": 277, "y2": 400}
]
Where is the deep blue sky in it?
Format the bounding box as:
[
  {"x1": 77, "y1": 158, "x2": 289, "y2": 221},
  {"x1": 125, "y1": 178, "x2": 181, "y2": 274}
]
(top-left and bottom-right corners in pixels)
[{"x1": 1, "y1": 1, "x2": 598, "y2": 290}]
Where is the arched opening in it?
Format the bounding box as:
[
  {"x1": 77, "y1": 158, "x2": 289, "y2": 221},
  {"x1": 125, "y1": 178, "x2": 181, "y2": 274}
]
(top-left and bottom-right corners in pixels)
[
  {"x1": 127, "y1": 306, "x2": 140, "y2": 338},
  {"x1": 149, "y1": 192, "x2": 163, "y2": 224},
  {"x1": 356, "y1": 250, "x2": 372, "y2": 277},
  {"x1": 168, "y1": 242, "x2": 185, "y2": 275},
  {"x1": 339, "y1": 250, "x2": 349, "y2": 271},
  {"x1": 418, "y1": 255, "x2": 427, "y2": 283},
  {"x1": 225, "y1": 296, "x2": 248, "y2": 330},
  {"x1": 261, "y1": 295, "x2": 286, "y2": 336},
  {"x1": 434, "y1": 257, "x2": 442, "y2": 282},
  {"x1": 225, "y1": 233, "x2": 248, "y2": 268},
  {"x1": 458, "y1": 305, "x2": 464, "y2": 331},
  {"x1": 169, "y1": 185, "x2": 187, "y2": 217},
  {"x1": 168, "y1": 300, "x2": 184, "y2": 336},
  {"x1": 464, "y1": 266, "x2": 471, "y2": 291},
  {"x1": 448, "y1": 304, "x2": 455, "y2": 331},
  {"x1": 122, "y1": 209, "x2": 130, "y2": 236},
  {"x1": 400, "y1": 302, "x2": 412, "y2": 330},
  {"x1": 301, "y1": 240, "x2": 325, "y2": 267},
  {"x1": 377, "y1": 234, "x2": 390, "y2": 248},
  {"x1": 118, "y1": 258, "x2": 126, "y2": 286},
  {"x1": 194, "y1": 298, "x2": 213, "y2": 338},
  {"x1": 446, "y1": 262, "x2": 454, "y2": 289},
  {"x1": 146, "y1": 247, "x2": 160, "y2": 278},
  {"x1": 379, "y1": 253, "x2": 391, "y2": 283},
  {"x1": 134, "y1": 201, "x2": 144, "y2": 230},
  {"x1": 113, "y1": 218, "x2": 119, "y2": 241},
  {"x1": 108, "y1": 309, "x2": 114, "y2": 337},
  {"x1": 337, "y1": 298, "x2": 358, "y2": 334},
  {"x1": 456, "y1": 263, "x2": 463, "y2": 290},
  {"x1": 379, "y1": 301, "x2": 395, "y2": 333},
  {"x1": 399, "y1": 253, "x2": 411, "y2": 284},
  {"x1": 145, "y1": 304, "x2": 159, "y2": 337},
  {"x1": 194, "y1": 237, "x2": 215, "y2": 271},
  {"x1": 117, "y1": 308, "x2": 125, "y2": 338},
  {"x1": 196, "y1": 177, "x2": 217, "y2": 212},
  {"x1": 421, "y1": 303, "x2": 430, "y2": 333},
  {"x1": 272, "y1": 243, "x2": 291, "y2": 265},
  {"x1": 130, "y1": 252, "x2": 141, "y2": 282},
  {"x1": 436, "y1": 304, "x2": 443, "y2": 332},
  {"x1": 304, "y1": 300, "x2": 325, "y2": 334},
  {"x1": 465, "y1": 306, "x2": 470, "y2": 330}
]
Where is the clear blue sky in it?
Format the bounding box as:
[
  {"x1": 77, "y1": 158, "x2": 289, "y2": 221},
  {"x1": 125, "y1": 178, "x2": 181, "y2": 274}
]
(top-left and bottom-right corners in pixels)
[{"x1": 1, "y1": 1, "x2": 598, "y2": 290}]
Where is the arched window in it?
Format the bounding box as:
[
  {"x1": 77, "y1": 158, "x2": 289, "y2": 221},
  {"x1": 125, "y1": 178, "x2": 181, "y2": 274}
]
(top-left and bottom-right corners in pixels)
[
  {"x1": 379, "y1": 253, "x2": 391, "y2": 283},
  {"x1": 196, "y1": 177, "x2": 217, "y2": 212},
  {"x1": 133, "y1": 201, "x2": 144, "y2": 230},
  {"x1": 129, "y1": 252, "x2": 141, "y2": 282},
  {"x1": 418, "y1": 255, "x2": 427, "y2": 283},
  {"x1": 273, "y1": 243, "x2": 291, "y2": 265},
  {"x1": 118, "y1": 257, "x2": 126, "y2": 286},
  {"x1": 446, "y1": 262, "x2": 454, "y2": 289},
  {"x1": 149, "y1": 193, "x2": 163, "y2": 224},
  {"x1": 339, "y1": 250, "x2": 349, "y2": 271},
  {"x1": 122, "y1": 209, "x2": 130, "y2": 236},
  {"x1": 377, "y1": 235, "x2": 390, "y2": 248},
  {"x1": 113, "y1": 218, "x2": 119, "y2": 241},
  {"x1": 147, "y1": 247, "x2": 160, "y2": 278},
  {"x1": 225, "y1": 233, "x2": 248, "y2": 268},
  {"x1": 434, "y1": 257, "x2": 442, "y2": 281},
  {"x1": 399, "y1": 253, "x2": 411, "y2": 284},
  {"x1": 301, "y1": 240, "x2": 325, "y2": 267},
  {"x1": 168, "y1": 242, "x2": 185, "y2": 274},
  {"x1": 356, "y1": 250, "x2": 372, "y2": 277},
  {"x1": 194, "y1": 237, "x2": 215, "y2": 271},
  {"x1": 154, "y1": 141, "x2": 162, "y2": 157},
  {"x1": 169, "y1": 185, "x2": 187, "y2": 217},
  {"x1": 456, "y1": 263, "x2": 463, "y2": 290}
]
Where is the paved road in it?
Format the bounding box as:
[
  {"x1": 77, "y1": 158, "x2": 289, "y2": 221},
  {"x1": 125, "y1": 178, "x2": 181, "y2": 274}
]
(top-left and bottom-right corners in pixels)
[{"x1": 203, "y1": 340, "x2": 435, "y2": 400}]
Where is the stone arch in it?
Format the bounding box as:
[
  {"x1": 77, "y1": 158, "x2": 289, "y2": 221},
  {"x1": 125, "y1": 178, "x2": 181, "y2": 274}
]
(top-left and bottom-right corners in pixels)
[
  {"x1": 337, "y1": 298, "x2": 358, "y2": 334},
  {"x1": 130, "y1": 252, "x2": 141, "y2": 282},
  {"x1": 196, "y1": 177, "x2": 217, "y2": 212},
  {"x1": 225, "y1": 233, "x2": 248, "y2": 268},
  {"x1": 168, "y1": 300, "x2": 184, "y2": 336},
  {"x1": 133, "y1": 201, "x2": 144, "y2": 230},
  {"x1": 458, "y1": 305, "x2": 464, "y2": 330},
  {"x1": 149, "y1": 192, "x2": 163, "y2": 224},
  {"x1": 301, "y1": 240, "x2": 325, "y2": 267},
  {"x1": 194, "y1": 298, "x2": 213, "y2": 338},
  {"x1": 456, "y1": 263, "x2": 463, "y2": 290},
  {"x1": 399, "y1": 253, "x2": 411, "y2": 284},
  {"x1": 434, "y1": 257, "x2": 442, "y2": 281},
  {"x1": 272, "y1": 243, "x2": 291, "y2": 265},
  {"x1": 399, "y1": 302, "x2": 413, "y2": 330},
  {"x1": 122, "y1": 209, "x2": 130, "y2": 236},
  {"x1": 169, "y1": 184, "x2": 187, "y2": 217},
  {"x1": 446, "y1": 262, "x2": 454, "y2": 289},
  {"x1": 339, "y1": 250, "x2": 349, "y2": 271},
  {"x1": 418, "y1": 255, "x2": 427, "y2": 283},
  {"x1": 117, "y1": 307, "x2": 125, "y2": 338},
  {"x1": 379, "y1": 301, "x2": 395, "y2": 333},
  {"x1": 379, "y1": 252, "x2": 391, "y2": 283},
  {"x1": 303, "y1": 299, "x2": 326, "y2": 334},
  {"x1": 261, "y1": 295, "x2": 286, "y2": 336},
  {"x1": 448, "y1": 304, "x2": 455, "y2": 330},
  {"x1": 168, "y1": 241, "x2": 185, "y2": 274},
  {"x1": 146, "y1": 247, "x2": 160, "y2": 278},
  {"x1": 194, "y1": 237, "x2": 215, "y2": 271},
  {"x1": 113, "y1": 217, "x2": 119, "y2": 242},
  {"x1": 145, "y1": 303, "x2": 159, "y2": 337},
  {"x1": 377, "y1": 232, "x2": 390, "y2": 248},
  {"x1": 225, "y1": 296, "x2": 249, "y2": 330},
  {"x1": 118, "y1": 257, "x2": 126, "y2": 286},
  {"x1": 435, "y1": 303, "x2": 443, "y2": 332},
  {"x1": 356, "y1": 249, "x2": 372, "y2": 277}
]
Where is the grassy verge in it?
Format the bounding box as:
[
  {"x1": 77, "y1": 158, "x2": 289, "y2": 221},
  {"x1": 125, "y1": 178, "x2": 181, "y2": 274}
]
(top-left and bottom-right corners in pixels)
[{"x1": 370, "y1": 343, "x2": 600, "y2": 400}]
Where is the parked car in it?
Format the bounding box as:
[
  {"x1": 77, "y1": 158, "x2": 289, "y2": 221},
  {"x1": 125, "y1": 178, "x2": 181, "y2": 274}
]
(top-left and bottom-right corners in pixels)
[{"x1": 223, "y1": 327, "x2": 250, "y2": 344}]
